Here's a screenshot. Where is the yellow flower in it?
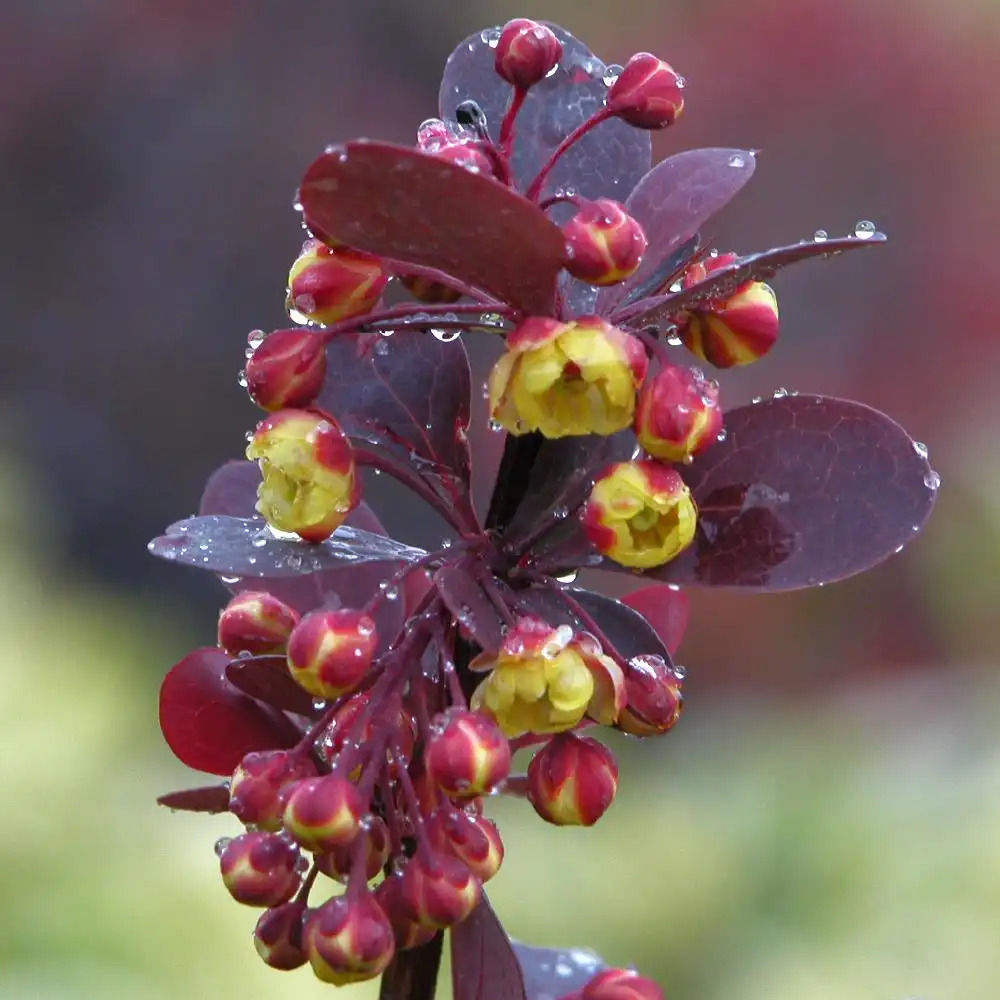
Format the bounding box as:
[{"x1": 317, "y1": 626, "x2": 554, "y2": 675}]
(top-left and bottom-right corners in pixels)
[
  {"x1": 488, "y1": 316, "x2": 648, "y2": 438},
  {"x1": 582, "y1": 459, "x2": 697, "y2": 569}
]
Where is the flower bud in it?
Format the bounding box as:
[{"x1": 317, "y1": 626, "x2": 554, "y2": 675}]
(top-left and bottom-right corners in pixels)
[
  {"x1": 583, "y1": 968, "x2": 665, "y2": 1000},
  {"x1": 426, "y1": 810, "x2": 504, "y2": 884},
  {"x1": 398, "y1": 851, "x2": 482, "y2": 928},
  {"x1": 563, "y1": 199, "x2": 647, "y2": 286},
  {"x1": 219, "y1": 831, "x2": 301, "y2": 906},
  {"x1": 617, "y1": 656, "x2": 683, "y2": 737},
  {"x1": 230, "y1": 750, "x2": 318, "y2": 831},
  {"x1": 246, "y1": 408, "x2": 358, "y2": 543},
  {"x1": 286, "y1": 239, "x2": 388, "y2": 326},
  {"x1": 245, "y1": 329, "x2": 327, "y2": 411},
  {"x1": 315, "y1": 815, "x2": 390, "y2": 882},
  {"x1": 634, "y1": 364, "x2": 722, "y2": 462},
  {"x1": 527, "y1": 733, "x2": 618, "y2": 827},
  {"x1": 678, "y1": 254, "x2": 780, "y2": 367},
  {"x1": 282, "y1": 775, "x2": 366, "y2": 852},
  {"x1": 495, "y1": 19, "x2": 563, "y2": 89},
  {"x1": 286, "y1": 609, "x2": 377, "y2": 700},
  {"x1": 375, "y1": 876, "x2": 438, "y2": 951},
  {"x1": 582, "y1": 460, "x2": 697, "y2": 569},
  {"x1": 318, "y1": 690, "x2": 416, "y2": 775},
  {"x1": 303, "y1": 893, "x2": 395, "y2": 985},
  {"x1": 217, "y1": 591, "x2": 300, "y2": 657},
  {"x1": 425, "y1": 709, "x2": 511, "y2": 800},
  {"x1": 398, "y1": 272, "x2": 462, "y2": 304},
  {"x1": 607, "y1": 53, "x2": 685, "y2": 129},
  {"x1": 253, "y1": 901, "x2": 309, "y2": 970}
]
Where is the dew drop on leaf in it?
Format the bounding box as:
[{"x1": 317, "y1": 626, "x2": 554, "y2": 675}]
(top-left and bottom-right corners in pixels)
[
  {"x1": 813, "y1": 229, "x2": 828, "y2": 242},
  {"x1": 727, "y1": 153, "x2": 746, "y2": 168},
  {"x1": 912, "y1": 440, "x2": 929, "y2": 459},
  {"x1": 923, "y1": 470, "x2": 941, "y2": 491},
  {"x1": 480, "y1": 26, "x2": 501, "y2": 47},
  {"x1": 602, "y1": 63, "x2": 623, "y2": 86},
  {"x1": 853, "y1": 219, "x2": 877, "y2": 239},
  {"x1": 431, "y1": 328, "x2": 462, "y2": 342}
]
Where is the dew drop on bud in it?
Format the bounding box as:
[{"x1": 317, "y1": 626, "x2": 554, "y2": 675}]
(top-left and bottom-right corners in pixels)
[
  {"x1": 673, "y1": 664, "x2": 687, "y2": 680},
  {"x1": 214, "y1": 837, "x2": 232, "y2": 857},
  {"x1": 912, "y1": 440, "x2": 929, "y2": 459},
  {"x1": 813, "y1": 230, "x2": 828, "y2": 243},
  {"x1": 853, "y1": 219, "x2": 877, "y2": 240},
  {"x1": 247, "y1": 329, "x2": 266, "y2": 349},
  {"x1": 602, "y1": 63, "x2": 623, "y2": 86},
  {"x1": 237, "y1": 370, "x2": 248, "y2": 388},
  {"x1": 923, "y1": 470, "x2": 941, "y2": 491}
]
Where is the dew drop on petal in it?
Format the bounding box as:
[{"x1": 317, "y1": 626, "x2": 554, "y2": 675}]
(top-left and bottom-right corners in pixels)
[{"x1": 853, "y1": 219, "x2": 877, "y2": 240}]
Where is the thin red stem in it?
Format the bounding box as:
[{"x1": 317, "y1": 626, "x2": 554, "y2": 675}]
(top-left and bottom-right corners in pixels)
[
  {"x1": 525, "y1": 108, "x2": 612, "y2": 202},
  {"x1": 499, "y1": 87, "x2": 527, "y2": 154}
]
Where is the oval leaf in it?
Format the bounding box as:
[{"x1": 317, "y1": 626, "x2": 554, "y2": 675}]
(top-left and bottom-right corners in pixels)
[
  {"x1": 379, "y1": 933, "x2": 444, "y2": 1000},
  {"x1": 299, "y1": 141, "x2": 564, "y2": 316},
  {"x1": 621, "y1": 584, "x2": 690, "y2": 656},
  {"x1": 452, "y1": 898, "x2": 526, "y2": 1000},
  {"x1": 225, "y1": 656, "x2": 318, "y2": 717},
  {"x1": 511, "y1": 940, "x2": 607, "y2": 1000},
  {"x1": 642, "y1": 395, "x2": 938, "y2": 590},
  {"x1": 159, "y1": 648, "x2": 300, "y2": 775},
  {"x1": 156, "y1": 784, "x2": 231, "y2": 814}
]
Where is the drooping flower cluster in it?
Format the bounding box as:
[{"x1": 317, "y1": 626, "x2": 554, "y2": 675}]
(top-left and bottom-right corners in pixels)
[{"x1": 150, "y1": 17, "x2": 937, "y2": 1000}]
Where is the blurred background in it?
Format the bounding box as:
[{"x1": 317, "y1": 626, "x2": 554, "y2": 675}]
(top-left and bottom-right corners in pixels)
[{"x1": 2, "y1": 1, "x2": 998, "y2": 998}]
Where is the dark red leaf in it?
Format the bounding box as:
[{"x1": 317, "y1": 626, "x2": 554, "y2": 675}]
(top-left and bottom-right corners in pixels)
[
  {"x1": 439, "y1": 25, "x2": 650, "y2": 204},
  {"x1": 159, "y1": 647, "x2": 300, "y2": 775},
  {"x1": 621, "y1": 585, "x2": 690, "y2": 656},
  {"x1": 511, "y1": 940, "x2": 608, "y2": 1000},
  {"x1": 157, "y1": 784, "x2": 231, "y2": 813},
  {"x1": 433, "y1": 562, "x2": 505, "y2": 655},
  {"x1": 598, "y1": 148, "x2": 757, "y2": 315},
  {"x1": 299, "y1": 142, "x2": 564, "y2": 316},
  {"x1": 225, "y1": 655, "x2": 318, "y2": 717},
  {"x1": 451, "y1": 898, "x2": 526, "y2": 1000},
  {"x1": 379, "y1": 934, "x2": 444, "y2": 1000},
  {"x1": 642, "y1": 395, "x2": 938, "y2": 590}
]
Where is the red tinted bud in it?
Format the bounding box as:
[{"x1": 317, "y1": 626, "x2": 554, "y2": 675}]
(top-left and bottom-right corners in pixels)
[
  {"x1": 398, "y1": 851, "x2": 482, "y2": 928},
  {"x1": 286, "y1": 609, "x2": 377, "y2": 700},
  {"x1": 230, "y1": 750, "x2": 318, "y2": 831},
  {"x1": 217, "y1": 591, "x2": 300, "y2": 657},
  {"x1": 583, "y1": 968, "x2": 664, "y2": 1000},
  {"x1": 375, "y1": 876, "x2": 438, "y2": 951},
  {"x1": 634, "y1": 364, "x2": 722, "y2": 462},
  {"x1": 245, "y1": 329, "x2": 327, "y2": 412},
  {"x1": 434, "y1": 142, "x2": 494, "y2": 175},
  {"x1": 303, "y1": 893, "x2": 395, "y2": 985},
  {"x1": 425, "y1": 709, "x2": 511, "y2": 800},
  {"x1": 527, "y1": 733, "x2": 618, "y2": 827},
  {"x1": 563, "y1": 199, "x2": 647, "y2": 286},
  {"x1": 219, "y1": 831, "x2": 301, "y2": 907},
  {"x1": 426, "y1": 810, "x2": 504, "y2": 883},
  {"x1": 495, "y1": 19, "x2": 562, "y2": 89},
  {"x1": 253, "y1": 900, "x2": 309, "y2": 970},
  {"x1": 398, "y1": 272, "x2": 462, "y2": 304},
  {"x1": 319, "y1": 691, "x2": 416, "y2": 774},
  {"x1": 616, "y1": 656, "x2": 683, "y2": 737},
  {"x1": 607, "y1": 53, "x2": 685, "y2": 129},
  {"x1": 286, "y1": 239, "x2": 389, "y2": 326},
  {"x1": 282, "y1": 775, "x2": 366, "y2": 852},
  {"x1": 315, "y1": 815, "x2": 390, "y2": 882}
]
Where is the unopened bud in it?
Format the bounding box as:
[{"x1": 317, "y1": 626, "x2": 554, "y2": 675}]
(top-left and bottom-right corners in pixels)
[
  {"x1": 253, "y1": 900, "x2": 309, "y2": 970},
  {"x1": 304, "y1": 893, "x2": 395, "y2": 985},
  {"x1": 219, "y1": 831, "x2": 301, "y2": 907},
  {"x1": 245, "y1": 329, "x2": 327, "y2": 411},
  {"x1": 218, "y1": 591, "x2": 300, "y2": 657},
  {"x1": 616, "y1": 656, "x2": 683, "y2": 737},
  {"x1": 315, "y1": 814, "x2": 390, "y2": 882},
  {"x1": 282, "y1": 775, "x2": 366, "y2": 852},
  {"x1": 230, "y1": 750, "x2": 318, "y2": 831},
  {"x1": 425, "y1": 709, "x2": 511, "y2": 800},
  {"x1": 583, "y1": 968, "x2": 665, "y2": 1000},
  {"x1": 607, "y1": 53, "x2": 685, "y2": 129},
  {"x1": 286, "y1": 609, "x2": 377, "y2": 700},
  {"x1": 375, "y1": 876, "x2": 438, "y2": 951},
  {"x1": 398, "y1": 851, "x2": 482, "y2": 928},
  {"x1": 426, "y1": 810, "x2": 504, "y2": 883},
  {"x1": 563, "y1": 199, "x2": 647, "y2": 286},
  {"x1": 287, "y1": 239, "x2": 388, "y2": 326},
  {"x1": 495, "y1": 19, "x2": 563, "y2": 89},
  {"x1": 527, "y1": 733, "x2": 618, "y2": 827},
  {"x1": 634, "y1": 364, "x2": 722, "y2": 462}
]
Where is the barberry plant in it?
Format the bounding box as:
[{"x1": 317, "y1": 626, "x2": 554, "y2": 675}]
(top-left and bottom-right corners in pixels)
[{"x1": 150, "y1": 19, "x2": 938, "y2": 1000}]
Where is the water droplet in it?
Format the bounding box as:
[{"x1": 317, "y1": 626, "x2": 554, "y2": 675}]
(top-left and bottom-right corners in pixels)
[
  {"x1": 923, "y1": 470, "x2": 941, "y2": 491},
  {"x1": 772, "y1": 387, "x2": 789, "y2": 398},
  {"x1": 237, "y1": 370, "x2": 248, "y2": 388},
  {"x1": 813, "y1": 229, "x2": 828, "y2": 243},
  {"x1": 251, "y1": 536, "x2": 267, "y2": 548},
  {"x1": 431, "y1": 328, "x2": 462, "y2": 343},
  {"x1": 374, "y1": 339, "x2": 390, "y2": 356},
  {"x1": 544, "y1": 62, "x2": 559, "y2": 79},
  {"x1": 602, "y1": 63, "x2": 623, "y2": 86},
  {"x1": 727, "y1": 153, "x2": 746, "y2": 168},
  {"x1": 555, "y1": 570, "x2": 578, "y2": 584},
  {"x1": 553, "y1": 505, "x2": 570, "y2": 519},
  {"x1": 673, "y1": 664, "x2": 687, "y2": 680},
  {"x1": 716, "y1": 428, "x2": 728, "y2": 443},
  {"x1": 480, "y1": 26, "x2": 501, "y2": 48},
  {"x1": 220, "y1": 575, "x2": 241, "y2": 586},
  {"x1": 853, "y1": 219, "x2": 877, "y2": 240},
  {"x1": 380, "y1": 582, "x2": 400, "y2": 601},
  {"x1": 488, "y1": 419, "x2": 503, "y2": 433},
  {"x1": 751, "y1": 395, "x2": 763, "y2": 404},
  {"x1": 666, "y1": 333, "x2": 683, "y2": 347},
  {"x1": 247, "y1": 329, "x2": 266, "y2": 349},
  {"x1": 912, "y1": 440, "x2": 929, "y2": 459},
  {"x1": 213, "y1": 837, "x2": 232, "y2": 857},
  {"x1": 893, "y1": 544, "x2": 905, "y2": 555}
]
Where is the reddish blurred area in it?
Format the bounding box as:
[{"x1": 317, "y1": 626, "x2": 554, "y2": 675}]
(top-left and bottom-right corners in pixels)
[{"x1": 2, "y1": 1, "x2": 996, "y2": 684}]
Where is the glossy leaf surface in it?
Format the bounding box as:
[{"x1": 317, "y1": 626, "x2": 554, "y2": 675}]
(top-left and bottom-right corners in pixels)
[
  {"x1": 642, "y1": 395, "x2": 939, "y2": 589},
  {"x1": 159, "y1": 648, "x2": 300, "y2": 775},
  {"x1": 439, "y1": 25, "x2": 650, "y2": 203},
  {"x1": 156, "y1": 784, "x2": 231, "y2": 814},
  {"x1": 299, "y1": 141, "x2": 564, "y2": 315},
  {"x1": 379, "y1": 934, "x2": 443, "y2": 1000},
  {"x1": 225, "y1": 655, "x2": 319, "y2": 717},
  {"x1": 621, "y1": 584, "x2": 690, "y2": 656},
  {"x1": 511, "y1": 940, "x2": 607, "y2": 1000},
  {"x1": 451, "y1": 898, "x2": 526, "y2": 1000},
  {"x1": 598, "y1": 148, "x2": 757, "y2": 314},
  {"x1": 433, "y1": 562, "x2": 505, "y2": 655}
]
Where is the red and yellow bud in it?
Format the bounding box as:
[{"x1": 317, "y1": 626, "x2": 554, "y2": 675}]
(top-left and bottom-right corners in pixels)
[
  {"x1": 318, "y1": 691, "x2": 416, "y2": 774},
  {"x1": 582, "y1": 460, "x2": 697, "y2": 569},
  {"x1": 282, "y1": 775, "x2": 366, "y2": 853},
  {"x1": 607, "y1": 53, "x2": 685, "y2": 129},
  {"x1": 245, "y1": 329, "x2": 327, "y2": 412},
  {"x1": 217, "y1": 591, "x2": 300, "y2": 657},
  {"x1": 219, "y1": 831, "x2": 301, "y2": 907},
  {"x1": 678, "y1": 253, "x2": 780, "y2": 367},
  {"x1": 563, "y1": 199, "x2": 647, "y2": 286},
  {"x1": 398, "y1": 851, "x2": 482, "y2": 928},
  {"x1": 286, "y1": 609, "x2": 377, "y2": 699},
  {"x1": 398, "y1": 272, "x2": 462, "y2": 304},
  {"x1": 286, "y1": 239, "x2": 388, "y2": 326},
  {"x1": 634, "y1": 364, "x2": 722, "y2": 462},
  {"x1": 527, "y1": 733, "x2": 619, "y2": 827},
  {"x1": 583, "y1": 968, "x2": 665, "y2": 1000},
  {"x1": 246, "y1": 408, "x2": 358, "y2": 543},
  {"x1": 489, "y1": 316, "x2": 648, "y2": 438},
  {"x1": 375, "y1": 876, "x2": 438, "y2": 951},
  {"x1": 425, "y1": 709, "x2": 511, "y2": 800},
  {"x1": 230, "y1": 750, "x2": 318, "y2": 831},
  {"x1": 617, "y1": 655, "x2": 683, "y2": 737},
  {"x1": 253, "y1": 901, "x2": 309, "y2": 970},
  {"x1": 303, "y1": 893, "x2": 395, "y2": 985},
  {"x1": 426, "y1": 810, "x2": 504, "y2": 884},
  {"x1": 495, "y1": 19, "x2": 563, "y2": 89},
  {"x1": 315, "y1": 815, "x2": 390, "y2": 883}
]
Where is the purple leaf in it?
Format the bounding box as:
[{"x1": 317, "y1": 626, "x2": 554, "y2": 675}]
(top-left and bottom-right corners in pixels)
[
  {"x1": 225, "y1": 655, "x2": 319, "y2": 717},
  {"x1": 619, "y1": 232, "x2": 887, "y2": 328},
  {"x1": 159, "y1": 648, "x2": 301, "y2": 775},
  {"x1": 642, "y1": 395, "x2": 939, "y2": 590},
  {"x1": 433, "y1": 563, "x2": 505, "y2": 655},
  {"x1": 156, "y1": 784, "x2": 231, "y2": 814},
  {"x1": 621, "y1": 585, "x2": 690, "y2": 656},
  {"x1": 598, "y1": 148, "x2": 756, "y2": 315},
  {"x1": 439, "y1": 25, "x2": 651, "y2": 203},
  {"x1": 511, "y1": 940, "x2": 608, "y2": 1000},
  {"x1": 451, "y1": 898, "x2": 526, "y2": 1000},
  {"x1": 299, "y1": 142, "x2": 564, "y2": 316}
]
